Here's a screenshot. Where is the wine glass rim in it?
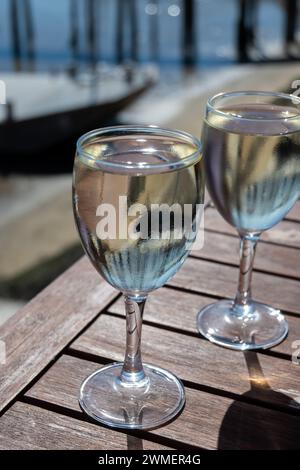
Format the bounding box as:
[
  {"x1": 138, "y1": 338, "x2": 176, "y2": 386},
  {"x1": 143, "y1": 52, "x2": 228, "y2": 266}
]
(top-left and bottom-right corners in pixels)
[
  {"x1": 76, "y1": 125, "x2": 202, "y2": 171},
  {"x1": 207, "y1": 90, "x2": 300, "y2": 121}
]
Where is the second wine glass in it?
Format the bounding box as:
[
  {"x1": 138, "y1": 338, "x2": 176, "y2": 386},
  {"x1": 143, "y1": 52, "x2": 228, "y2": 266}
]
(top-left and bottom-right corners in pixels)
[{"x1": 198, "y1": 91, "x2": 300, "y2": 350}]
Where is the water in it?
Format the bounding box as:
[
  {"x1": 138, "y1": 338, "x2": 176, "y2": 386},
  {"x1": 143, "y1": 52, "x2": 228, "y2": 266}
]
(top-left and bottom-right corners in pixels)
[{"x1": 0, "y1": 0, "x2": 293, "y2": 71}]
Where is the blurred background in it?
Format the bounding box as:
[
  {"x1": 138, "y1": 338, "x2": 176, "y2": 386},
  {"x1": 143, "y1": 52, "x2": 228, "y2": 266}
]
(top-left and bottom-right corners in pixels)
[{"x1": 0, "y1": 0, "x2": 300, "y2": 324}]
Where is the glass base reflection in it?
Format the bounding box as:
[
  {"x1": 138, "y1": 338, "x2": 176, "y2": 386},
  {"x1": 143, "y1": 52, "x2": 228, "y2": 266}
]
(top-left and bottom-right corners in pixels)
[
  {"x1": 79, "y1": 363, "x2": 185, "y2": 430},
  {"x1": 197, "y1": 300, "x2": 288, "y2": 350}
]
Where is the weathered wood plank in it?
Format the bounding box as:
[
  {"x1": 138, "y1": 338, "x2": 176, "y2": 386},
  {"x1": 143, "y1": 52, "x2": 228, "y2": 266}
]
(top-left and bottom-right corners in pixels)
[
  {"x1": 107, "y1": 287, "x2": 300, "y2": 357},
  {"x1": 204, "y1": 208, "x2": 300, "y2": 249},
  {"x1": 285, "y1": 201, "x2": 300, "y2": 222},
  {"x1": 0, "y1": 402, "x2": 170, "y2": 450},
  {"x1": 26, "y1": 355, "x2": 300, "y2": 449},
  {"x1": 70, "y1": 314, "x2": 300, "y2": 411},
  {"x1": 169, "y1": 257, "x2": 300, "y2": 315},
  {"x1": 108, "y1": 287, "x2": 205, "y2": 333},
  {"x1": 193, "y1": 230, "x2": 300, "y2": 280},
  {"x1": 0, "y1": 257, "x2": 118, "y2": 413}
]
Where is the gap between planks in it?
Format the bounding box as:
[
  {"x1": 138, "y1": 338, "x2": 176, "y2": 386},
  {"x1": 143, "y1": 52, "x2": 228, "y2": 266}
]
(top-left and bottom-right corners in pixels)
[
  {"x1": 66, "y1": 313, "x2": 300, "y2": 415},
  {"x1": 102, "y1": 304, "x2": 300, "y2": 362},
  {"x1": 65, "y1": 346, "x2": 300, "y2": 416},
  {"x1": 22, "y1": 354, "x2": 300, "y2": 450},
  {"x1": 166, "y1": 257, "x2": 300, "y2": 316},
  {"x1": 0, "y1": 400, "x2": 177, "y2": 451},
  {"x1": 0, "y1": 257, "x2": 119, "y2": 414}
]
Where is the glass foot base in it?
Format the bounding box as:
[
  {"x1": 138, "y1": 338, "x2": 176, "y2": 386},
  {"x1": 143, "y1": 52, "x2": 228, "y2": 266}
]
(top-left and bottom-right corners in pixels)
[
  {"x1": 197, "y1": 300, "x2": 288, "y2": 350},
  {"x1": 79, "y1": 363, "x2": 185, "y2": 430}
]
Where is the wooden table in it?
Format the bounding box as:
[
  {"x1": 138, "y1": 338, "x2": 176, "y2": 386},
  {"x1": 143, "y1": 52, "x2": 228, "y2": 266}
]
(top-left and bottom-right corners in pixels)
[{"x1": 0, "y1": 200, "x2": 300, "y2": 450}]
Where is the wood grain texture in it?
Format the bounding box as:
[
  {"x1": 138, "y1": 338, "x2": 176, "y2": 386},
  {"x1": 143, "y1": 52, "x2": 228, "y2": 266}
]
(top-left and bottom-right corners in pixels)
[
  {"x1": 0, "y1": 402, "x2": 170, "y2": 450},
  {"x1": 285, "y1": 201, "x2": 300, "y2": 222},
  {"x1": 0, "y1": 257, "x2": 118, "y2": 412},
  {"x1": 169, "y1": 257, "x2": 300, "y2": 315},
  {"x1": 107, "y1": 287, "x2": 300, "y2": 357},
  {"x1": 26, "y1": 354, "x2": 300, "y2": 449},
  {"x1": 204, "y1": 208, "x2": 300, "y2": 249},
  {"x1": 193, "y1": 229, "x2": 300, "y2": 280},
  {"x1": 70, "y1": 314, "x2": 300, "y2": 411}
]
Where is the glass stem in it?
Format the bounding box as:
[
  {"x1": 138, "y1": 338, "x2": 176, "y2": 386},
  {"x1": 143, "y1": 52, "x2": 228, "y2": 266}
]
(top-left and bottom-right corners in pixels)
[
  {"x1": 233, "y1": 233, "x2": 259, "y2": 316},
  {"x1": 120, "y1": 294, "x2": 147, "y2": 384}
]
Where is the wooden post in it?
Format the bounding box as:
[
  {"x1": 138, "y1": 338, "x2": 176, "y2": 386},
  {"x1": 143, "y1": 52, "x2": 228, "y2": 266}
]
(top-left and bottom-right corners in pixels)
[
  {"x1": 24, "y1": 0, "x2": 35, "y2": 71},
  {"x1": 70, "y1": 0, "x2": 80, "y2": 71},
  {"x1": 183, "y1": 0, "x2": 196, "y2": 66},
  {"x1": 10, "y1": 0, "x2": 21, "y2": 71},
  {"x1": 285, "y1": 0, "x2": 298, "y2": 55},
  {"x1": 116, "y1": 0, "x2": 125, "y2": 63},
  {"x1": 129, "y1": 0, "x2": 138, "y2": 62},
  {"x1": 236, "y1": 0, "x2": 259, "y2": 63},
  {"x1": 86, "y1": 0, "x2": 98, "y2": 70},
  {"x1": 237, "y1": 0, "x2": 248, "y2": 62},
  {"x1": 149, "y1": 0, "x2": 159, "y2": 63}
]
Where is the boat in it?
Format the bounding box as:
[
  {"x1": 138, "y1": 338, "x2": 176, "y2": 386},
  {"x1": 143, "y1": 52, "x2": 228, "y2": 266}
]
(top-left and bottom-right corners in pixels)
[{"x1": 0, "y1": 67, "x2": 155, "y2": 173}]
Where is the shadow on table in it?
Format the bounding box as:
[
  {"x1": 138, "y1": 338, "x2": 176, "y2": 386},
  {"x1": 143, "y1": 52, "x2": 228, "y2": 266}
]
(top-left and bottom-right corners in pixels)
[
  {"x1": 218, "y1": 351, "x2": 300, "y2": 449},
  {"x1": 127, "y1": 434, "x2": 144, "y2": 450},
  {"x1": 124, "y1": 408, "x2": 144, "y2": 449}
]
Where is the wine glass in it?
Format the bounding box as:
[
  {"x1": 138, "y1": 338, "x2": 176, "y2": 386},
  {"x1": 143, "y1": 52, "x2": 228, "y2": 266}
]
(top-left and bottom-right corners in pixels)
[
  {"x1": 197, "y1": 91, "x2": 300, "y2": 350},
  {"x1": 73, "y1": 125, "x2": 204, "y2": 429}
]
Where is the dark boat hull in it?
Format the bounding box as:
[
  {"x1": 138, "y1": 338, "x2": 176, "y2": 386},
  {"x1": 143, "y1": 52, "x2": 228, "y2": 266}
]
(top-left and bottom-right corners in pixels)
[{"x1": 0, "y1": 81, "x2": 152, "y2": 174}]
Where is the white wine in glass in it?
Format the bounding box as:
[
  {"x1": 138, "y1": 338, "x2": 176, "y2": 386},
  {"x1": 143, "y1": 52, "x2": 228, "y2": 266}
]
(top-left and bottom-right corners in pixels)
[
  {"x1": 73, "y1": 126, "x2": 204, "y2": 429},
  {"x1": 198, "y1": 91, "x2": 300, "y2": 350}
]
